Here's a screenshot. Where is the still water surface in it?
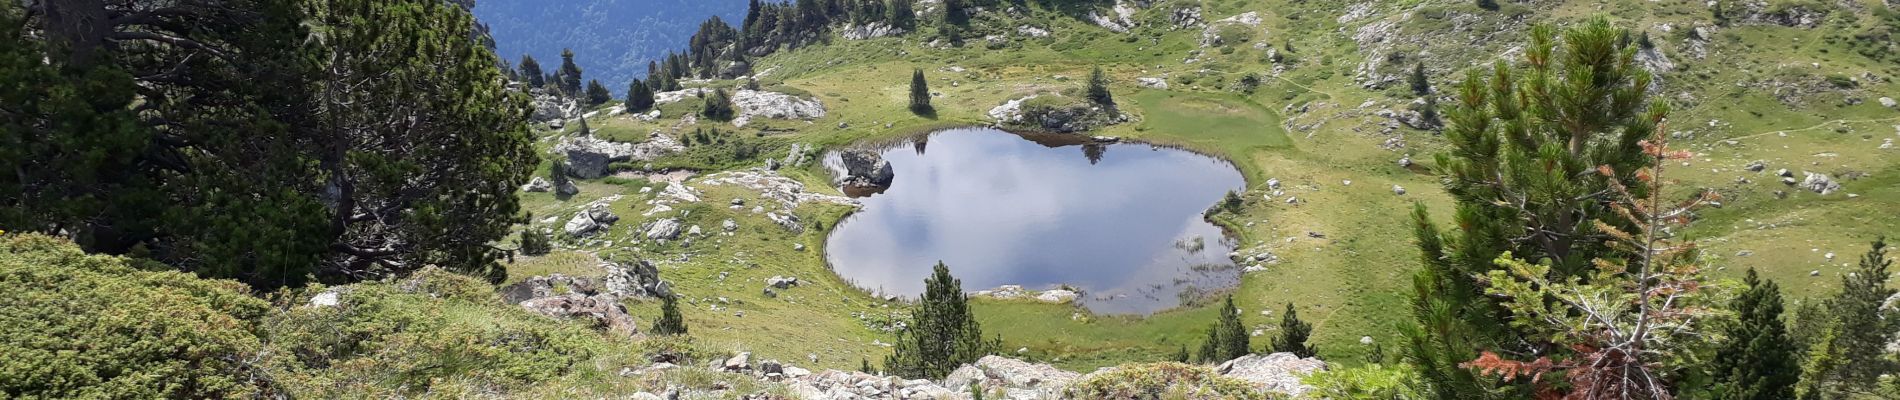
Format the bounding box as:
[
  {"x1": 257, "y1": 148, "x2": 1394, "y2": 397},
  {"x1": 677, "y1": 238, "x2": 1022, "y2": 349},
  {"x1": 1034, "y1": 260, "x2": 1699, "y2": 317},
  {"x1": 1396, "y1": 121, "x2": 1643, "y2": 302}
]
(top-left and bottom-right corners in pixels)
[{"x1": 824, "y1": 128, "x2": 1246, "y2": 314}]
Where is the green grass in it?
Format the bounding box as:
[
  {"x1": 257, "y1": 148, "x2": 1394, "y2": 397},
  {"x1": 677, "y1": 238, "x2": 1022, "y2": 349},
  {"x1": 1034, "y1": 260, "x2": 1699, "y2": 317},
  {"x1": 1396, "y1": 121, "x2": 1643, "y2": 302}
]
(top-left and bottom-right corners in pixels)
[{"x1": 500, "y1": 0, "x2": 1900, "y2": 376}]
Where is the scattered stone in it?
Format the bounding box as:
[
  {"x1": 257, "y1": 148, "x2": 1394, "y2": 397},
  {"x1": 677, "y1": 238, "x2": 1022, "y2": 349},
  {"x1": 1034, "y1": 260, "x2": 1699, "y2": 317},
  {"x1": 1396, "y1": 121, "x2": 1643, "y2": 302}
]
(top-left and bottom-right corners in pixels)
[
  {"x1": 1881, "y1": 97, "x2": 1897, "y2": 108},
  {"x1": 767, "y1": 276, "x2": 800, "y2": 289},
  {"x1": 1812, "y1": 270, "x2": 1823, "y2": 277},
  {"x1": 1392, "y1": 185, "x2": 1407, "y2": 195},
  {"x1": 1744, "y1": 160, "x2": 1767, "y2": 172},
  {"x1": 1800, "y1": 172, "x2": 1841, "y2": 195},
  {"x1": 794, "y1": 243, "x2": 807, "y2": 251},
  {"x1": 1035, "y1": 290, "x2": 1079, "y2": 303},
  {"x1": 1777, "y1": 168, "x2": 1794, "y2": 177},
  {"x1": 723, "y1": 352, "x2": 752, "y2": 372},
  {"x1": 1398, "y1": 156, "x2": 1413, "y2": 168},
  {"x1": 1736, "y1": 250, "x2": 1755, "y2": 257},
  {"x1": 1137, "y1": 77, "x2": 1170, "y2": 89},
  {"x1": 722, "y1": 219, "x2": 739, "y2": 232}
]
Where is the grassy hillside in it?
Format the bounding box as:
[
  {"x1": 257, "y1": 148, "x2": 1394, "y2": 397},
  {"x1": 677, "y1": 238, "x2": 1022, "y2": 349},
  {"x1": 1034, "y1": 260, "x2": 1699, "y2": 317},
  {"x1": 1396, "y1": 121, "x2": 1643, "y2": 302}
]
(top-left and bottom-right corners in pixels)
[{"x1": 514, "y1": 0, "x2": 1899, "y2": 373}]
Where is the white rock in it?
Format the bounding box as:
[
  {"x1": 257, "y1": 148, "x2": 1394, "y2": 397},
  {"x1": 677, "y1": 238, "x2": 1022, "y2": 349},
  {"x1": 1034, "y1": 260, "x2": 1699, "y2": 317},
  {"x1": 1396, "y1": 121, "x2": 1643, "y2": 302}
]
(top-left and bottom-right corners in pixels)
[
  {"x1": 309, "y1": 291, "x2": 340, "y2": 308},
  {"x1": 1217, "y1": 353, "x2": 1326, "y2": 397},
  {"x1": 1880, "y1": 97, "x2": 1897, "y2": 108}
]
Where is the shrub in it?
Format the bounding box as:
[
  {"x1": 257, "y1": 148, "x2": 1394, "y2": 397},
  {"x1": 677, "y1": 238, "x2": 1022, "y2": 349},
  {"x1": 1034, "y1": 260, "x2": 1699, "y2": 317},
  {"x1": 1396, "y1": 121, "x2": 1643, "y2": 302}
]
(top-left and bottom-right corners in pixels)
[
  {"x1": 257, "y1": 271, "x2": 614, "y2": 397},
  {"x1": 0, "y1": 233, "x2": 270, "y2": 398},
  {"x1": 1063, "y1": 362, "x2": 1266, "y2": 399}
]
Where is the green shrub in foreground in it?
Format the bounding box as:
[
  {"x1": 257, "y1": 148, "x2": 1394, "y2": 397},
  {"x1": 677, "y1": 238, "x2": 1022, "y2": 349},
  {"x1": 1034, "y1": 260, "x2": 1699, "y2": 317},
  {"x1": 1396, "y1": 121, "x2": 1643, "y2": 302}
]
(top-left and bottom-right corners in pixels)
[
  {"x1": 0, "y1": 233, "x2": 270, "y2": 398},
  {"x1": 1063, "y1": 362, "x2": 1268, "y2": 399}
]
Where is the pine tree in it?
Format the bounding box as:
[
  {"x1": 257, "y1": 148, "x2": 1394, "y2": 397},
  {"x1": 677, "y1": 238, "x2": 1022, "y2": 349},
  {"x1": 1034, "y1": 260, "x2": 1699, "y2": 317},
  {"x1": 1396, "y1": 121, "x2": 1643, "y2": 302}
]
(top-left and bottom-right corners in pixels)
[
  {"x1": 1805, "y1": 238, "x2": 1898, "y2": 397},
  {"x1": 1404, "y1": 17, "x2": 1662, "y2": 399},
  {"x1": 1217, "y1": 296, "x2": 1251, "y2": 360},
  {"x1": 860, "y1": 358, "x2": 875, "y2": 374},
  {"x1": 885, "y1": 262, "x2": 998, "y2": 379},
  {"x1": 518, "y1": 228, "x2": 551, "y2": 256},
  {"x1": 520, "y1": 54, "x2": 546, "y2": 88},
  {"x1": 1197, "y1": 325, "x2": 1221, "y2": 363},
  {"x1": 1409, "y1": 62, "x2": 1431, "y2": 95},
  {"x1": 909, "y1": 69, "x2": 933, "y2": 113},
  {"x1": 1173, "y1": 345, "x2": 1191, "y2": 363},
  {"x1": 584, "y1": 79, "x2": 612, "y2": 106},
  {"x1": 558, "y1": 48, "x2": 584, "y2": 95},
  {"x1": 701, "y1": 88, "x2": 736, "y2": 121},
  {"x1": 889, "y1": 0, "x2": 916, "y2": 29},
  {"x1": 652, "y1": 294, "x2": 688, "y2": 335},
  {"x1": 627, "y1": 79, "x2": 656, "y2": 112},
  {"x1": 1711, "y1": 268, "x2": 1798, "y2": 400},
  {"x1": 1086, "y1": 66, "x2": 1115, "y2": 108},
  {"x1": 8, "y1": 0, "x2": 535, "y2": 288},
  {"x1": 1271, "y1": 303, "x2": 1317, "y2": 358}
]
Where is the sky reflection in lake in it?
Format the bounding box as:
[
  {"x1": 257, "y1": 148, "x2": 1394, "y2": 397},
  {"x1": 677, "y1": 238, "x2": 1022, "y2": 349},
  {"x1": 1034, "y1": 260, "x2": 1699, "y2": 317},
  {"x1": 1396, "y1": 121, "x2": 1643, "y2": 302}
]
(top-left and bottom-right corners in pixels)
[{"x1": 824, "y1": 128, "x2": 1245, "y2": 314}]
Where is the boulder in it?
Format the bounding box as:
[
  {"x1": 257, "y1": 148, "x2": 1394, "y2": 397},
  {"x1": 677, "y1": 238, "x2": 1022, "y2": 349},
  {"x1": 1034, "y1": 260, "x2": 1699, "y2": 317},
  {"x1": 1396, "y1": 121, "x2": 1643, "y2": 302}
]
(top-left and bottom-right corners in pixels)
[
  {"x1": 723, "y1": 352, "x2": 752, "y2": 372},
  {"x1": 603, "y1": 260, "x2": 672, "y2": 299},
  {"x1": 1137, "y1": 77, "x2": 1169, "y2": 89},
  {"x1": 644, "y1": 218, "x2": 684, "y2": 240},
  {"x1": 1880, "y1": 97, "x2": 1897, "y2": 108},
  {"x1": 837, "y1": 150, "x2": 895, "y2": 188},
  {"x1": 1744, "y1": 160, "x2": 1767, "y2": 172},
  {"x1": 519, "y1": 294, "x2": 638, "y2": 336},
  {"x1": 1801, "y1": 172, "x2": 1841, "y2": 195},
  {"x1": 1393, "y1": 185, "x2": 1407, "y2": 195},
  {"x1": 1216, "y1": 352, "x2": 1326, "y2": 397},
  {"x1": 1035, "y1": 290, "x2": 1078, "y2": 303},
  {"x1": 767, "y1": 276, "x2": 799, "y2": 289},
  {"x1": 522, "y1": 176, "x2": 553, "y2": 192},
  {"x1": 564, "y1": 204, "x2": 619, "y2": 237},
  {"x1": 722, "y1": 219, "x2": 739, "y2": 232},
  {"x1": 555, "y1": 135, "x2": 635, "y2": 179}
]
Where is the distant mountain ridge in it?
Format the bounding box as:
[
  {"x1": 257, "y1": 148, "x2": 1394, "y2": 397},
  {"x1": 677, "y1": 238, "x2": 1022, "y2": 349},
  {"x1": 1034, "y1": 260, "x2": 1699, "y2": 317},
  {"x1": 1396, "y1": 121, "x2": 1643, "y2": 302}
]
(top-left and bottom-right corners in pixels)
[{"x1": 472, "y1": 0, "x2": 750, "y2": 92}]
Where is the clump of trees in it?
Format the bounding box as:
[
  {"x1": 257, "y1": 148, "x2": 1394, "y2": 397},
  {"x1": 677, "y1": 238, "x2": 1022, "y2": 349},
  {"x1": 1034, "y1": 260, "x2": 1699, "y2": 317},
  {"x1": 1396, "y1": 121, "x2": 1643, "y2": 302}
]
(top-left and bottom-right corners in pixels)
[
  {"x1": 626, "y1": 79, "x2": 656, "y2": 112},
  {"x1": 584, "y1": 79, "x2": 612, "y2": 106},
  {"x1": 701, "y1": 88, "x2": 736, "y2": 121},
  {"x1": 886, "y1": 262, "x2": 998, "y2": 379},
  {"x1": 3, "y1": 0, "x2": 535, "y2": 288}
]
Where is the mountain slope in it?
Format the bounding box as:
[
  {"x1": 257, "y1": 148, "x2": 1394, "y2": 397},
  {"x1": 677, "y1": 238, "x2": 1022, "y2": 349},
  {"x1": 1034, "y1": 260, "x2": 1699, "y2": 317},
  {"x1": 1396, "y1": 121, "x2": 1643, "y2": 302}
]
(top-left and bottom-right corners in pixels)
[{"x1": 472, "y1": 0, "x2": 750, "y2": 90}]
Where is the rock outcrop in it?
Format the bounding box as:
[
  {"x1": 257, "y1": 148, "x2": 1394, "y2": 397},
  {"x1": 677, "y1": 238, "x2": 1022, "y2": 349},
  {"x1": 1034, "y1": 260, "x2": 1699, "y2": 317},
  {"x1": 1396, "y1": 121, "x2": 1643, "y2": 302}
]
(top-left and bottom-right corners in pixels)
[
  {"x1": 556, "y1": 135, "x2": 635, "y2": 179},
  {"x1": 942, "y1": 356, "x2": 1080, "y2": 399},
  {"x1": 988, "y1": 95, "x2": 1124, "y2": 133},
  {"x1": 602, "y1": 259, "x2": 672, "y2": 299},
  {"x1": 836, "y1": 150, "x2": 896, "y2": 188},
  {"x1": 519, "y1": 294, "x2": 639, "y2": 336},
  {"x1": 1216, "y1": 352, "x2": 1327, "y2": 397},
  {"x1": 842, "y1": 22, "x2": 906, "y2": 40},
  {"x1": 731, "y1": 90, "x2": 827, "y2": 128}
]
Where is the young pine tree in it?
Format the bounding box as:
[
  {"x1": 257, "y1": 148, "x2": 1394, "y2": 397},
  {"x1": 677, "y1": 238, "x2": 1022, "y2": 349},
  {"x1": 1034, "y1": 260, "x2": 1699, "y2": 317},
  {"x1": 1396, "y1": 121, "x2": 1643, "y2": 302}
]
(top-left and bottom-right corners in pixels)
[
  {"x1": 1217, "y1": 296, "x2": 1251, "y2": 361},
  {"x1": 1404, "y1": 17, "x2": 1664, "y2": 399},
  {"x1": 1271, "y1": 303, "x2": 1317, "y2": 358},
  {"x1": 1173, "y1": 345, "x2": 1191, "y2": 363},
  {"x1": 1710, "y1": 268, "x2": 1799, "y2": 400},
  {"x1": 885, "y1": 262, "x2": 998, "y2": 379},
  {"x1": 626, "y1": 79, "x2": 656, "y2": 112},
  {"x1": 652, "y1": 294, "x2": 688, "y2": 335},
  {"x1": 1802, "y1": 238, "x2": 1897, "y2": 398},
  {"x1": 557, "y1": 48, "x2": 584, "y2": 95},
  {"x1": 518, "y1": 228, "x2": 551, "y2": 256},
  {"x1": 519, "y1": 54, "x2": 546, "y2": 88},
  {"x1": 1408, "y1": 62, "x2": 1431, "y2": 95},
  {"x1": 584, "y1": 79, "x2": 612, "y2": 106},
  {"x1": 909, "y1": 69, "x2": 933, "y2": 114},
  {"x1": 1086, "y1": 66, "x2": 1115, "y2": 108},
  {"x1": 1197, "y1": 325, "x2": 1222, "y2": 363}
]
